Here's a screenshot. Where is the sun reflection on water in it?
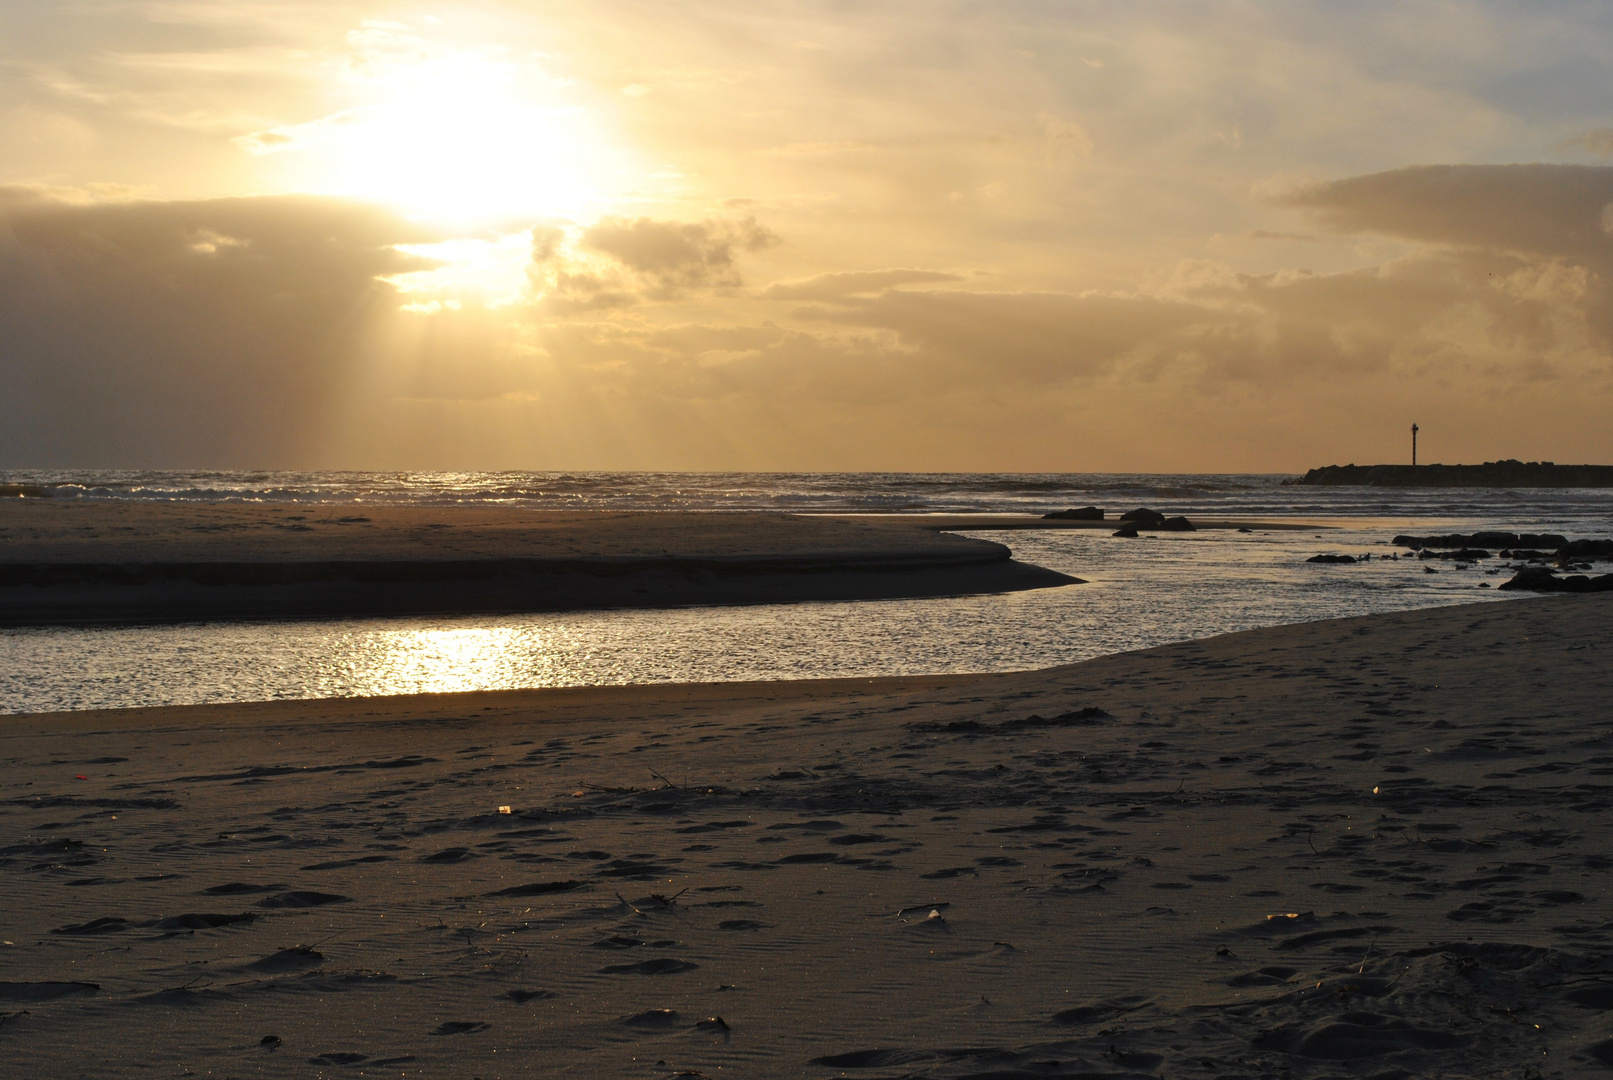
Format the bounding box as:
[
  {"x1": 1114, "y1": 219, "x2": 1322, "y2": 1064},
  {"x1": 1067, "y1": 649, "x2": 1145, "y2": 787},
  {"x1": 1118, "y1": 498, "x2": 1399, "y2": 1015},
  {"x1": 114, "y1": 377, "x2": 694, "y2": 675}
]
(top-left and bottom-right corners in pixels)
[{"x1": 324, "y1": 625, "x2": 555, "y2": 698}]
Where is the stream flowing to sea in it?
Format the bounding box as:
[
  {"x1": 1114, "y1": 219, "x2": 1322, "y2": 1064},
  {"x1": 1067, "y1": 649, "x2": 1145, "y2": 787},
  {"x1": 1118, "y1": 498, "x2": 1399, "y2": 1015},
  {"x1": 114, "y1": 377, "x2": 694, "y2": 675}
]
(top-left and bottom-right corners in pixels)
[{"x1": 4, "y1": 471, "x2": 1612, "y2": 714}]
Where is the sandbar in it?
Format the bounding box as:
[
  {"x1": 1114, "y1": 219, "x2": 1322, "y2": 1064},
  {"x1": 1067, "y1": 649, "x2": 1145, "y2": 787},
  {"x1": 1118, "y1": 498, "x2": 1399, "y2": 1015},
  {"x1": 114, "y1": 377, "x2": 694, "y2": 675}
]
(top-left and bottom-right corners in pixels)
[{"x1": 0, "y1": 503, "x2": 1088, "y2": 624}]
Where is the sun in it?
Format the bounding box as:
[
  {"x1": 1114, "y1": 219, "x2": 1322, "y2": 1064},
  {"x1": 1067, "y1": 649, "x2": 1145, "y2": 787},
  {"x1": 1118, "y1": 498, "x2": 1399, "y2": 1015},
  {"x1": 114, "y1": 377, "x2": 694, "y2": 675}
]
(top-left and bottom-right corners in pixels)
[{"x1": 245, "y1": 33, "x2": 629, "y2": 227}]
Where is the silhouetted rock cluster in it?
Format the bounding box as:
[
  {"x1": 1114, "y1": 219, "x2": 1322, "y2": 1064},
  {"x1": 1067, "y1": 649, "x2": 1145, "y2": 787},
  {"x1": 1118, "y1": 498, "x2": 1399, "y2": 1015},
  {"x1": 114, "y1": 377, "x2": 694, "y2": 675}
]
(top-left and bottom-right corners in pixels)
[
  {"x1": 1042, "y1": 506, "x2": 1104, "y2": 520},
  {"x1": 1288, "y1": 461, "x2": 1613, "y2": 488},
  {"x1": 1103, "y1": 508, "x2": 1195, "y2": 535},
  {"x1": 1393, "y1": 532, "x2": 1567, "y2": 550},
  {"x1": 1499, "y1": 566, "x2": 1613, "y2": 593},
  {"x1": 1306, "y1": 530, "x2": 1613, "y2": 575},
  {"x1": 1562, "y1": 538, "x2": 1613, "y2": 559}
]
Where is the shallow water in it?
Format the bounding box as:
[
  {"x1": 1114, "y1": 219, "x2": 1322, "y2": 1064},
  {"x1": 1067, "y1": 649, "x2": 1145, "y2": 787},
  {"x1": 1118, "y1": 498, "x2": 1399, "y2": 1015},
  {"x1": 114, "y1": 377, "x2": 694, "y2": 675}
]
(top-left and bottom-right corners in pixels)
[{"x1": 0, "y1": 521, "x2": 1545, "y2": 714}]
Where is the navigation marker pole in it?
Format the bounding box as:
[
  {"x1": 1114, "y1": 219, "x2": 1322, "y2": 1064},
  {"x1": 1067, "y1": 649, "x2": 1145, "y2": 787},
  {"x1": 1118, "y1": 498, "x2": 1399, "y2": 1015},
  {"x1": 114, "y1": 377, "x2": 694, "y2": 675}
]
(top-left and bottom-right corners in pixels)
[{"x1": 1411, "y1": 423, "x2": 1418, "y2": 467}]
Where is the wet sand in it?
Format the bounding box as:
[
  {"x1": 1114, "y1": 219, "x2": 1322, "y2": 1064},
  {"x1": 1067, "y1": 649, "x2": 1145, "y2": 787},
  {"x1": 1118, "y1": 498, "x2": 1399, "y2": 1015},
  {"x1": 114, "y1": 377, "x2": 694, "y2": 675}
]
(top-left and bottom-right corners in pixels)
[
  {"x1": 2, "y1": 594, "x2": 1611, "y2": 1077},
  {"x1": 0, "y1": 504, "x2": 1089, "y2": 624}
]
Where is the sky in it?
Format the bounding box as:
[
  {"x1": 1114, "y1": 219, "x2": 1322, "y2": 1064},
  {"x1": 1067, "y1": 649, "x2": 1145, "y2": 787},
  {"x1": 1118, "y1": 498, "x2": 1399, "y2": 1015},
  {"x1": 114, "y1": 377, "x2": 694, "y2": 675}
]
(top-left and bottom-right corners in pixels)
[{"x1": 3, "y1": 1, "x2": 1613, "y2": 472}]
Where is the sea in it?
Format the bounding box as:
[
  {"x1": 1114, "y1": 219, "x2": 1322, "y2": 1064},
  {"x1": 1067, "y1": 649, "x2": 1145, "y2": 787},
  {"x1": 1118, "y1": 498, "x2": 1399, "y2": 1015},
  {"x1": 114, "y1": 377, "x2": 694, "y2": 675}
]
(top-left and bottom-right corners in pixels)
[{"x1": 4, "y1": 470, "x2": 1611, "y2": 715}]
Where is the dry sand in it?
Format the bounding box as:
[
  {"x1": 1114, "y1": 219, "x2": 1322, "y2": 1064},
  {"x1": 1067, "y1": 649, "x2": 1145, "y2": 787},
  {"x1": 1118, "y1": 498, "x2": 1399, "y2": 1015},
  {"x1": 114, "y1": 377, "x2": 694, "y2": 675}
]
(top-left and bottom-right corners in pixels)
[{"x1": 3, "y1": 594, "x2": 1612, "y2": 1077}]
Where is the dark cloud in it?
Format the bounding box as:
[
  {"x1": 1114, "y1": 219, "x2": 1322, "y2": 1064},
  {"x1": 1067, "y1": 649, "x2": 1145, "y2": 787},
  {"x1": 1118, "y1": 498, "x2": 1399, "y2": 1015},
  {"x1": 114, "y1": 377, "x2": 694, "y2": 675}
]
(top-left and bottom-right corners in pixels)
[
  {"x1": 0, "y1": 190, "x2": 432, "y2": 466},
  {"x1": 1278, "y1": 164, "x2": 1613, "y2": 260},
  {"x1": 1279, "y1": 163, "x2": 1613, "y2": 353},
  {"x1": 579, "y1": 215, "x2": 779, "y2": 295}
]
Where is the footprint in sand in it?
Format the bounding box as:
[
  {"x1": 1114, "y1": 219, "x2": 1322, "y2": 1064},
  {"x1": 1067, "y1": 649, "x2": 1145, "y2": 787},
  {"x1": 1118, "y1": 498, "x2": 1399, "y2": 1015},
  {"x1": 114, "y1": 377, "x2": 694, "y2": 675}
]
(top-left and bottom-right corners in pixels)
[
  {"x1": 419, "y1": 847, "x2": 476, "y2": 863},
  {"x1": 775, "y1": 852, "x2": 840, "y2": 865},
  {"x1": 597, "y1": 958, "x2": 699, "y2": 976},
  {"x1": 300, "y1": 856, "x2": 390, "y2": 871},
  {"x1": 1224, "y1": 966, "x2": 1298, "y2": 987},
  {"x1": 592, "y1": 935, "x2": 677, "y2": 949},
  {"x1": 485, "y1": 880, "x2": 582, "y2": 897},
  {"x1": 258, "y1": 890, "x2": 351, "y2": 909},
  {"x1": 152, "y1": 912, "x2": 258, "y2": 931},
  {"x1": 1049, "y1": 995, "x2": 1153, "y2": 1026},
  {"x1": 308, "y1": 1052, "x2": 368, "y2": 1065},
  {"x1": 245, "y1": 946, "x2": 324, "y2": 973},
  {"x1": 1255, "y1": 1014, "x2": 1471, "y2": 1058},
  {"x1": 203, "y1": 882, "x2": 285, "y2": 895},
  {"x1": 49, "y1": 917, "x2": 127, "y2": 935}
]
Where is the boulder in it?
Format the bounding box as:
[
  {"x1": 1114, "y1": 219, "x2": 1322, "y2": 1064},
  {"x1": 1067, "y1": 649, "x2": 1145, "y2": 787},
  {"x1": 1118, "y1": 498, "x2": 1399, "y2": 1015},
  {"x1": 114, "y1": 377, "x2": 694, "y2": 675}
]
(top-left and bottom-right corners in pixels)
[
  {"x1": 1470, "y1": 531, "x2": 1524, "y2": 548},
  {"x1": 1042, "y1": 506, "x2": 1104, "y2": 521},
  {"x1": 1112, "y1": 527, "x2": 1140, "y2": 538},
  {"x1": 1120, "y1": 508, "x2": 1166, "y2": 526},
  {"x1": 1307, "y1": 554, "x2": 1356, "y2": 564},
  {"x1": 1159, "y1": 516, "x2": 1195, "y2": 532},
  {"x1": 1522, "y1": 533, "x2": 1571, "y2": 549},
  {"x1": 1560, "y1": 538, "x2": 1613, "y2": 560}
]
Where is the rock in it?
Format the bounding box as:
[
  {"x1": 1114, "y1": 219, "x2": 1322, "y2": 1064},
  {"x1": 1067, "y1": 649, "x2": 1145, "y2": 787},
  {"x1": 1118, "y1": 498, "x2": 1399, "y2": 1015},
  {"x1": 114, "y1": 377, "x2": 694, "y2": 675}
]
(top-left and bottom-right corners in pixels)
[
  {"x1": 1120, "y1": 508, "x2": 1165, "y2": 525},
  {"x1": 1394, "y1": 531, "x2": 1568, "y2": 550},
  {"x1": 1288, "y1": 462, "x2": 1613, "y2": 488},
  {"x1": 1499, "y1": 566, "x2": 1613, "y2": 593},
  {"x1": 1112, "y1": 527, "x2": 1139, "y2": 538},
  {"x1": 1307, "y1": 554, "x2": 1356, "y2": 564},
  {"x1": 1560, "y1": 538, "x2": 1613, "y2": 559},
  {"x1": 1043, "y1": 506, "x2": 1104, "y2": 520},
  {"x1": 1159, "y1": 516, "x2": 1195, "y2": 532}
]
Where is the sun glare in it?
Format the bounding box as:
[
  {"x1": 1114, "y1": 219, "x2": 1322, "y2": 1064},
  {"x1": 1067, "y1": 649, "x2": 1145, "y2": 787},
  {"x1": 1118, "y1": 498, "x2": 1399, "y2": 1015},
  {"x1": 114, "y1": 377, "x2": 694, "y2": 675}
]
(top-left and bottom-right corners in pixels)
[
  {"x1": 251, "y1": 29, "x2": 629, "y2": 227},
  {"x1": 388, "y1": 232, "x2": 541, "y2": 307}
]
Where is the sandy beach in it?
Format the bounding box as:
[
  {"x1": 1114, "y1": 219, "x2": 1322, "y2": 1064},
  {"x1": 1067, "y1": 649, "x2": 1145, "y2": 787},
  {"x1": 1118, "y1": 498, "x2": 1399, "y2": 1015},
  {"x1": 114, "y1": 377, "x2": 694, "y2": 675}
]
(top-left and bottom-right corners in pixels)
[{"x1": 2, "y1": 593, "x2": 1610, "y2": 1077}]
